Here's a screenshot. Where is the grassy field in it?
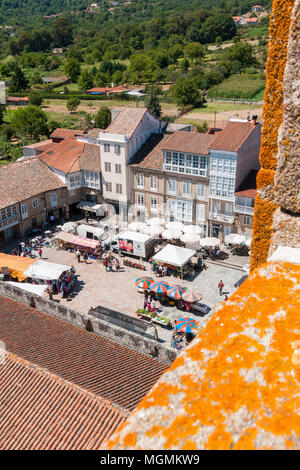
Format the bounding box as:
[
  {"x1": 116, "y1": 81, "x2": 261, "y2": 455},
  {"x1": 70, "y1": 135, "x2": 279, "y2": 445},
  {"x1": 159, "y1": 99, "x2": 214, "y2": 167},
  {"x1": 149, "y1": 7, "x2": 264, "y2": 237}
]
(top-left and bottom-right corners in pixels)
[{"x1": 207, "y1": 73, "x2": 265, "y2": 100}]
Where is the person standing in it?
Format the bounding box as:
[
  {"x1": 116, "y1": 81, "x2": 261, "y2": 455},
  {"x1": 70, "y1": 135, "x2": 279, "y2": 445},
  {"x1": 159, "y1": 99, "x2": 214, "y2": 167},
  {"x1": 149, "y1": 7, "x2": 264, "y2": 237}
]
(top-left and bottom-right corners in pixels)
[
  {"x1": 83, "y1": 252, "x2": 88, "y2": 264},
  {"x1": 38, "y1": 247, "x2": 43, "y2": 258},
  {"x1": 104, "y1": 258, "x2": 108, "y2": 272},
  {"x1": 151, "y1": 298, "x2": 156, "y2": 315},
  {"x1": 218, "y1": 280, "x2": 224, "y2": 295},
  {"x1": 76, "y1": 249, "x2": 81, "y2": 263}
]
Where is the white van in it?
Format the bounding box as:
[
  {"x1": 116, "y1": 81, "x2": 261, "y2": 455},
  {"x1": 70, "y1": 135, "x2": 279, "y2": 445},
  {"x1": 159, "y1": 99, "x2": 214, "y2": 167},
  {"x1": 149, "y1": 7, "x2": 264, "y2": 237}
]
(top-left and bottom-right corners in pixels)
[{"x1": 76, "y1": 224, "x2": 104, "y2": 241}]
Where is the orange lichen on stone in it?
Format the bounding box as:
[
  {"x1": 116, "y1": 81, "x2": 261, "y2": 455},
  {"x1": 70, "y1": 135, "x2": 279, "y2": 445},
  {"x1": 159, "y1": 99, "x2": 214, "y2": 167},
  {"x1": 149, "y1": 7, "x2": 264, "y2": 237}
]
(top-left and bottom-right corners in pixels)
[
  {"x1": 250, "y1": 196, "x2": 277, "y2": 271},
  {"x1": 250, "y1": 0, "x2": 295, "y2": 272},
  {"x1": 103, "y1": 261, "x2": 300, "y2": 450},
  {"x1": 256, "y1": 168, "x2": 275, "y2": 189}
]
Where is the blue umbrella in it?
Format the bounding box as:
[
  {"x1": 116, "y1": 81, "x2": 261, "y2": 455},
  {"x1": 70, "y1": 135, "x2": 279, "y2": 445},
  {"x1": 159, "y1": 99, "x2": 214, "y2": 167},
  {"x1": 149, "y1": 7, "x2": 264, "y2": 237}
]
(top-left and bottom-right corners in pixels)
[{"x1": 174, "y1": 317, "x2": 198, "y2": 333}]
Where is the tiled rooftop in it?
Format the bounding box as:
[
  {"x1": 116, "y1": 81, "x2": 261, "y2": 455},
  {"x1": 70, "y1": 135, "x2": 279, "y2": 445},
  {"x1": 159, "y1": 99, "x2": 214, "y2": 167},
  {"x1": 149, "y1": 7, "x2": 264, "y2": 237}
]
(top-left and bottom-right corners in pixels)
[
  {"x1": 209, "y1": 121, "x2": 261, "y2": 152},
  {"x1": 0, "y1": 352, "x2": 128, "y2": 450},
  {"x1": 161, "y1": 131, "x2": 215, "y2": 154},
  {"x1": 80, "y1": 143, "x2": 101, "y2": 172},
  {"x1": 50, "y1": 128, "x2": 83, "y2": 140},
  {"x1": 0, "y1": 158, "x2": 65, "y2": 210},
  {"x1": 0, "y1": 295, "x2": 168, "y2": 411},
  {"x1": 38, "y1": 139, "x2": 85, "y2": 174},
  {"x1": 235, "y1": 169, "x2": 258, "y2": 198},
  {"x1": 131, "y1": 133, "x2": 171, "y2": 170},
  {"x1": 104, "y1": 107, "x2": 148, "y2": 137}
]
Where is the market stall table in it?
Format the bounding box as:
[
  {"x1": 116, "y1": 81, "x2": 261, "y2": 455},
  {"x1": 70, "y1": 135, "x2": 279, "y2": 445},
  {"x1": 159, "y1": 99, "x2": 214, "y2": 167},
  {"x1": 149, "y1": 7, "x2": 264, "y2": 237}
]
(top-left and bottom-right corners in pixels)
[{"x1": 0, "y1": 253, "x2": 36, "y2": 282}]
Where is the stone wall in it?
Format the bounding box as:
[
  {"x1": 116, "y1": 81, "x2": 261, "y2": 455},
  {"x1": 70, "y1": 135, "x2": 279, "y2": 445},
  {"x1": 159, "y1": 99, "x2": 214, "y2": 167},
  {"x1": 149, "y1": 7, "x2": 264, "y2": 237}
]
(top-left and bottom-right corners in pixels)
[{"x1": 0, "y1": 282, "x2": 176, "y2": 365}]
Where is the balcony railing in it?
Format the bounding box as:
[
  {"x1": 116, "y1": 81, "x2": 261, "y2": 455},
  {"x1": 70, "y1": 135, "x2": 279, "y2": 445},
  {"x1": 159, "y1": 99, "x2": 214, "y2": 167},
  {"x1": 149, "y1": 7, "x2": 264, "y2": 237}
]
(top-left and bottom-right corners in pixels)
[
  {"x1": 234, "y1": 205, "x2": 254, "y2": 215},
  {"x1": 0, "y1": 216, "x2": 19, "y2": 231},
  {"x1": 209, "y1": 212, "x2": 234, "y2": 224}
]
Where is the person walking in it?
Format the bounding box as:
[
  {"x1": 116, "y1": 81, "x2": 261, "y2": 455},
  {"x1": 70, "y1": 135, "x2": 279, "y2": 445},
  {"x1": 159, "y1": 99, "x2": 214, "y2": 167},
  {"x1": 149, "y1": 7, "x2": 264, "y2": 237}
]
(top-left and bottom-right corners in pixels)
[
  {"x1": 104, "y1": 258, "x2": 108, "y2": 272},
  {"x1": 151, "y1": 298, "x2": 156, "y2": 315},
  {"x1": 83, "y1": 252, "x2": 88, "y2": 264},
  {"x1": 76, "y1": 249, "x2": 81, "y2": 263},
  {"x1": 38, "y1": 247, "x2": 43, "y2": 258},
  {"x1": 218, "y1": 280, "x2": 224, "y2": 295}
]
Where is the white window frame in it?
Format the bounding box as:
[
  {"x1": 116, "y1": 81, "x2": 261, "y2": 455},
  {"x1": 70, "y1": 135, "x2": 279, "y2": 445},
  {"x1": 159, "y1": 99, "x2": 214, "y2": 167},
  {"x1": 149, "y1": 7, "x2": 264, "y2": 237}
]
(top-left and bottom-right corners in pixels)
[
  {"x1": 197, "y1": 183, "x2": 206, "y2": 200},
  {"x1": 137, "y1": 173, "x2": 144, "y2": 189},
  {"x1": 104, "y1": 162, "x2": 111, "y2": 172},
  {"x1": 182, "y1": 179, "x2": 191, "y2": 196},
  {"x1": 115, "y1": 163, "x2": 122, "y2": 174},
  {"x1": 168, "y1": 178, "x2": 177, "y2": 195},
  {"x1": 104, "y1": 143, "x2": 110, "y2": 153},
  {"x1": 137, "y1": 193, "x2": 145, "y2": 208},
  {"x1": 150, "y1": 197, "x2": 158, "y2": 212},
  {"x1": 243, "y1": 215, "x2": 251, "y2": 226},
  {"x1": 114, "y1": 144, "x2": 121, "y2": 155},
  {"x1": 150, "y1": 175, "x2": 158, "y2": 191},
  {"x1": 50, "y1": 192, "x2": 57, "y2": 208},
  {"x1": 106, "y1": 182, "x2": 112, "y2": 192},
  {"x1": 116, "y1": 183, "x2": 122, "y2": 194},
  {"x1": 21, "y1": 203, "x2": 28, "y2": 219},
  {"x1": 32, "y1": 198, "x2": 39, "y2": 208}
]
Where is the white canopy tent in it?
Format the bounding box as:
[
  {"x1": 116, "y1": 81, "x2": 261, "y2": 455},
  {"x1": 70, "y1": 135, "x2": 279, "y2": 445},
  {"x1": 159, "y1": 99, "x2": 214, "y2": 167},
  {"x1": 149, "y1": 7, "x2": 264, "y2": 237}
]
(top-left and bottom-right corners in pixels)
[
  {"x1": 165, "y1": 221, "x2": 184, "y2": 231},
  {"x1": 225, "y1": 233, "x2": 246, "y2": 245},
  {"x1": 180, "y1": 233, "x2": 201, "y2": 244},
  {"x1": 24, "y1": 260, "x2": 71, "y2": 281},
  {"x1": 61, "y1": 222, "x2": 77, "y2": 233},
  {"x1": 161, "y1": 229, "x2": 183, "y2": 240},
  {"x1": 153, "y1": 244, "x2": 196, "y2": 278},
  {"x1": 200, "y1": 237, "x2": 220, "y2": 248},
  {"x1": 77, "y1": 201, "x2": 105, "y2": 217},
  {"x1": 128, "y1": 221, "x2": 148, "y2": 232},
  {"x1": 143, "y1": 225, "x2": 163, "y2": 236},
  {"x1": 146, "y1": 217, "x2": 166, "y2": 226},
  {"x1": 4, "y1": 281, "x2": 48, "y2": 297},
  {"x1": 182, "y1": 225, "x2": 202, "y2": 235}
]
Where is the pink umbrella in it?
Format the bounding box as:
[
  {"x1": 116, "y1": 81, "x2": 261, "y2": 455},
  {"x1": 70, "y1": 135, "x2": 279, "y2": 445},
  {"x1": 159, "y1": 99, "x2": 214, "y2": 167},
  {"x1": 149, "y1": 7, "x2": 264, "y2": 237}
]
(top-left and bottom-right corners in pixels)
[{"x1": 181, "y1": 291, "x2": 202, "y2": 303}]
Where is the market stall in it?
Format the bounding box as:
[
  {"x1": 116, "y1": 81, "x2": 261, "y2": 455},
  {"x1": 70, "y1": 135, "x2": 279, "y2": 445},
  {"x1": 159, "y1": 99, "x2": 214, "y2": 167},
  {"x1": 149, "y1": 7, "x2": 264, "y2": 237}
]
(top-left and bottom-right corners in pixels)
[
  {"x1": 153, "y1": 244, "x2": 196, "y2": 279},
  {"x1": 0, "y1": 253, "x2": 36, "y2": 282},
  {"x1": 54, "y1": 231, "x2": 100, "y2": 254},
  {"x1": 4, "y1": 281, "x2": 48, "y2": 297},
  {"x1": 23, "y1": 260, "x2": 75, "y2": 298}
]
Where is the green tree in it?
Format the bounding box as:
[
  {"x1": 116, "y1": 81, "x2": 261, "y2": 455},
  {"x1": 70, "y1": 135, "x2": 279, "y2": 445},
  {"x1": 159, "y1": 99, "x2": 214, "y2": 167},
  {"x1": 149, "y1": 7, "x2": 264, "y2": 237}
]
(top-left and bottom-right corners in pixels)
[
  {"x1": 78, "y1": 112, "x2": 93, "y2": 133},
  {"x1": 171, "y1": 78, "x2": 203, "y2": 108},
  {"x1": 196, "y1": 121, "x2": 208, "y2": 133},
  {"x1": 67, "y1": 96, "x2": 80, "y2": 113},
  {"x1": 9, "y1": 66, "x2": 29, "y2": 92},
  {"x1": 65, "y1": 58, "x2": 81, "y2": 83},
  {"x1": 78, "y1": 70, "x2": 94, "y2": 91},
  {"x1": 28, "y1": 91, "x2": 43, "y2": 107},
  {"x1": 94, "y1": 106, "x2": 111, "y2": 129},
  {"x1": 0, "y1": 104, "x2": 6, "y2": 125},
  {"x1": 184, "y1": 42, "x2": 205, "y2": 62},
  {"x1": 144, "y1": 85, "x2": 162, "y2": 118},
  {"x1": 51, "y1": 17, "x2": 73, "y2": 47},
  {"x1": 11, "y1": 106, "x2": 49, "y2": 140}
]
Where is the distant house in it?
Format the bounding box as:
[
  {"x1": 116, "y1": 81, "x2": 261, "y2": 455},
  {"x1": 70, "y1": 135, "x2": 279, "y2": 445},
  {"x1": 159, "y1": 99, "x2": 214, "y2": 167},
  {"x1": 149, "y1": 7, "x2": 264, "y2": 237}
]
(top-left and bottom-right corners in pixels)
[
  {"x1": 232, "y1": 16, "x2": 242, "y2": 25},
  {"x1": 246, "y1": 17, "x2": 259, "y2": 24},
  {"x1": 252, "y1": 5, "x2": 263, "y2": 12},
  {"x1": 42, "y1": 76, "x2": 70, "y2": 86},
  {"x1": 87, "y1": 85, "x2": 130, "y2": 95},
  {"x1": 6, "y1": 96, "x2": 29, "y2": 106},
  {"x1": 52, "y1": 48, "x2": 63, "y2": 54}
]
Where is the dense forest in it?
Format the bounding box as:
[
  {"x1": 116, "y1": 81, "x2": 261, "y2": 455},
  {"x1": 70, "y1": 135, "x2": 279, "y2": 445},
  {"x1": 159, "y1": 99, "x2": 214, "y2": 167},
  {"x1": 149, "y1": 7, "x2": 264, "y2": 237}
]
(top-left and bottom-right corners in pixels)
[{"x1": 0, "y1": 0, "x2": 271, "y2": 162}]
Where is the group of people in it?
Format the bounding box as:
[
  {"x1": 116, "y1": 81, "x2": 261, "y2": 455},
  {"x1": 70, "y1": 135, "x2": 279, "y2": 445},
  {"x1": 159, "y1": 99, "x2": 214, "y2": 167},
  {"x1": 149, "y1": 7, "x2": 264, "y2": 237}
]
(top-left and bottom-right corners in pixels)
[
  {"x1": 103, "y1": 254, "x2": 120, "y2": 272},
  {"x1": 45, "y1": 267, "x2": 77, "y2": 299},
  {"x1": 12, "y1": 239, "x2": 43, "y2": 259},
  {"x1": 143, "y1": 292, "x2": 157, "y2": 314},
  {"x1": 150, "y1": 259, "x2": 168, "y2": 277}
]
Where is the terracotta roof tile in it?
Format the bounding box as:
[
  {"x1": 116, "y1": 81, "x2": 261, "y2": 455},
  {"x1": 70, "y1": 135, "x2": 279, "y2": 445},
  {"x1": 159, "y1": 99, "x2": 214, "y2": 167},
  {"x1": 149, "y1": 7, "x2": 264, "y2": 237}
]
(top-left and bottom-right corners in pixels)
[
  {"x1": 104, "y1": 107, "x2": 148, "y2": 137},
  {"x1": 79, "y1": 143, "x2": 101, "y2": 172},
  {"x1": 235, "y1": 169, "x2": 258, "y2": 198},
  {"x1": 50, "y1": 128, "x2": 83, "y2": 140},
  {"x1": 161, "y1": 131, "x2": 215, "y2": 154},
  {"x1": 0, "y1": 352, "x2": 128, "y2": 450},
  {"x1": 209, "y1": 121, "x2": 261, "y2": 152},
  {"x1": 131, "y1": 134, "x2": 171, "y2": 170},
  {"x1": 38, "y1": 139, "x2": 85, "y2": 174},
  {"x1": 0, "y1": 158, "x2": 65, "y2": 209},
  {"x1": 0, "y1": 295, "x2": 168, "y2": 411}
]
